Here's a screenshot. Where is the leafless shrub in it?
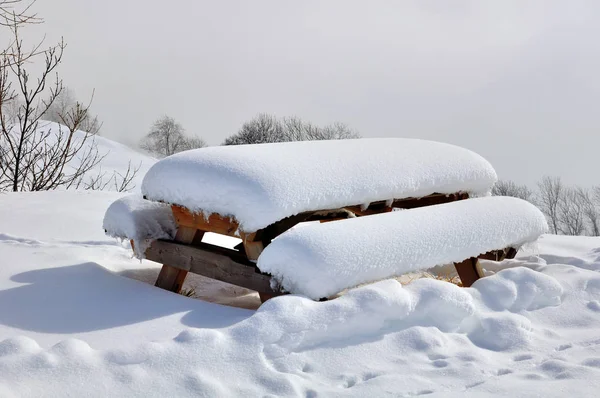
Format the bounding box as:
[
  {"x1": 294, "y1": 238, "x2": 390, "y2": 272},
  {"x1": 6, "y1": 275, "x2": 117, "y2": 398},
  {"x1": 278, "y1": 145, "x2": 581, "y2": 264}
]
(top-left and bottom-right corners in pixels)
[
  {"x1": 78, "y1": 160, "x2": 141, "y2": 192},
  {"x1": 0, "y1": 8, "x2": 106, "y2": 192}
]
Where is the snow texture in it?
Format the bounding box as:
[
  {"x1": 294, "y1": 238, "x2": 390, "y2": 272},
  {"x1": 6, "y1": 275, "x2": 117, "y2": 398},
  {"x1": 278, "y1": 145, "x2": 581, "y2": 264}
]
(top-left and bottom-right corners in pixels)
[
  {"x1": 1, "y1": 190, "x2": 600, "y2": 397},
  {"x1": 141, "y1": 138, "x2": 497, "y2": 232},
  {"x1": 103, "y1": 195, "x2": 177, "y2": 257},
  {"x1": 258, "y1": 196, "x2": 548, "y2": 299}
]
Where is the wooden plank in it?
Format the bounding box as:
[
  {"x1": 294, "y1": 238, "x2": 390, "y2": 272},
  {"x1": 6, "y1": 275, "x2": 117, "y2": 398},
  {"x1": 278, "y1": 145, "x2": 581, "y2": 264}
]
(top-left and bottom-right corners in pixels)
[
  {"x1": 479, "y1": 247, "x2": 519, "y2": 262},
  {"x1": 146, "y1": 239, "x2": 276, "y2": 293},
  {"x1": 479, "y1": 249, "x2": 507, "y2": 262},
  {"x1": 240, "y1": 232, "x2": 264, "y2": 261},
  {"x1": 172, "y1": 205, "x2": 240, "y2": 237},
  {"x1": 345, "y1": 192, "x2": 469, "y2": 216},
  {"x1": 258, "y1": 292, "x2": 284, "y2": 303},
  {"x1": 454, "y1": 257, "x2": 484, "y2": 287},
  {"x1": 154, "y1": 226, "x2": 202, "y2": 293},
  {"x1": 254, "y1": 212, "x2": 316, "y2": 246}
]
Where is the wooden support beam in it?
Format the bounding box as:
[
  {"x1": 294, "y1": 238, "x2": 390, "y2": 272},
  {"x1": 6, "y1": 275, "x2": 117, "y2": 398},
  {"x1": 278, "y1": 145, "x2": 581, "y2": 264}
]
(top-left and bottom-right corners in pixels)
[
  {"x1": 154, "y1": 227, "x2": 203, "y2": 293},
  {"x1": 479, "y1": 247, "x2": 519, "y2": 262},
  {"x1": 505, "y1": 247, "x2": 518, "y2": 260},
  {"x1": 240, "y1": 231, "x2": 265, "y2": 262},
  {"x1": 345, "y1": 192, "x2": 469, "y2": 216},
  {"x1": 454, "y1": 257, "x2": 484, "y2": 287},
  {"x1": 479, "y1": 249, "x2": 506, "y2": 262},
  {"x1": 172, "y1": 205, "x2": 239, "y2": 237},
  {"x1": 147, "y1": 240, "x2": 276, "y2": 294}
]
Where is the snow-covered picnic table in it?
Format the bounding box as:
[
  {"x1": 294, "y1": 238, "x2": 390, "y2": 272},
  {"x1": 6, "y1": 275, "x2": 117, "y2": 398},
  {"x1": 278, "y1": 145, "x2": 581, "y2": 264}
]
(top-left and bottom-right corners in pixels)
[{"x1": 104, "y1": 138, "x2": 547, "y2": 301}]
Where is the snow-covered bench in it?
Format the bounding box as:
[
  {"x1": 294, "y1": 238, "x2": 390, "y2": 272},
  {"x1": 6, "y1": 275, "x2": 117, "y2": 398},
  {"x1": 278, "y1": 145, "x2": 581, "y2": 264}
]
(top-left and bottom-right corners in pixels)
[
  {"x1": 258, "y1": 196, "x2": 548, "y2": 299},
  {"x1": 103, "y1": 138, "x2": 537, "y2": 301}
]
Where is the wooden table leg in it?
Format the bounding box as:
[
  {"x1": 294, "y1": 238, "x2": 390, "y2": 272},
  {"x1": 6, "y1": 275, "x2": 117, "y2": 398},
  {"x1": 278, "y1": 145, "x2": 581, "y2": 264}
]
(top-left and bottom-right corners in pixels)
[
  {"x1": 155, "y1": 226, "x2": 204, "y2": 293},
  {"x1": 454, "y1": 257, "x2": 484, "y2": 287}
]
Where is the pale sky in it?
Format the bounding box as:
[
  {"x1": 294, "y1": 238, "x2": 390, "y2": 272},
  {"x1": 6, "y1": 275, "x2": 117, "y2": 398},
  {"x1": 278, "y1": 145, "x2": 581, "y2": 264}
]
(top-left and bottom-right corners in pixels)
[{"x1": 27, "y1": 0, "x2": 600, "y2": 186}]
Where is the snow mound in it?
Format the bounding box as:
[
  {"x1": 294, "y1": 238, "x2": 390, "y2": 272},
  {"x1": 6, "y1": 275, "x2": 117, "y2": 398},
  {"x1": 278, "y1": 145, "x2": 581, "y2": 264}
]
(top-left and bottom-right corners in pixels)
[
  {"x1": 141, "y1": 138, "x2": 497, "y2": 231},
  {"x1": 471, "y1": 266, "x2": 563, "y2": 312},
  {"x1": 258, "y1": 196, "x2": 548, "y2": 299},
  {"x1": 103, "y1": 195, "x2": 177, "y2": 257}
]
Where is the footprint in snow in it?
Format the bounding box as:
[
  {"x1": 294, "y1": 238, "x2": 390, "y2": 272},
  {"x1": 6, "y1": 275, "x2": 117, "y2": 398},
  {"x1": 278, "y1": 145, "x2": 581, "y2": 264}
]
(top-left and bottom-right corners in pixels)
[
  {"x1": 465, "y1": 381, "x2": 486, "y2": 390},
  {"x1": 556, "y1": 344, "x2": 572, "y2": 352},
  {"x1": 341, "y1": 375, "x2": 358, "y2": 389},
  {"x1": 514, "y1": 354, "x2": 534, "y2": 362},
  {"x1": 362, "y1": 372, "x2": 380, "y2": 382},
  {"x1": 432, "y1": 360, "x2": 449, "y2": 368},
  {"x1": 496, "y1": 369, "x2": 513, "y2": 376},
  {"x1": 340, "y1": 372, "x2": 381, "y2": 388},
  {"x1": 305, "y1": 389, "x2": 318, "y2": 398},
  {"x1": 581, "y1": 358, "x2": 600, "y2": 368},
  {"x1": 415, "y1": 389, "x2": 434, "y2": 395},
  {"x1": 587, "y1": 301, "x2": 600, "y2": 312},
  {"x1": 427, "y1": 353, "x2": 448, "y2": 361},
  {"x1": 301, "y1": 363, "x2": 314, "y2": 373}
]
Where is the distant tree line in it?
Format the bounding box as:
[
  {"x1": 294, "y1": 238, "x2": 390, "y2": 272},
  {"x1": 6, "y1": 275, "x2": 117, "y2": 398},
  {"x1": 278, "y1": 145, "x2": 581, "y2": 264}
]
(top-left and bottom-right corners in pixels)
[
  {"x1": 222, "y1": 113, "x2": 360, "y2": 145},
  {"x1": 492, "y1": 177, "x2": 600, "y2": 236},
  {"x1": 140, "y1": 113, "x2": 361, "y2": 157}
]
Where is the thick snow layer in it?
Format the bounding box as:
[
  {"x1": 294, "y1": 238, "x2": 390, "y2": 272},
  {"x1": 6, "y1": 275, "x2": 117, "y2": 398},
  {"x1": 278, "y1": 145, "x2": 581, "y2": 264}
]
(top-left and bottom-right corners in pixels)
[
  {"x1": 103, "y1": 195, "x2": 177, "y2": 257},
  {"x1": 141, "y1": 138, "x2": 497, "y2": 231},
  {"x1": 258, "y1": 196, "x2": 548, "y2": 299},
  {"x1": 2, "y1": 191, "x2": 600, "y2": 397}
]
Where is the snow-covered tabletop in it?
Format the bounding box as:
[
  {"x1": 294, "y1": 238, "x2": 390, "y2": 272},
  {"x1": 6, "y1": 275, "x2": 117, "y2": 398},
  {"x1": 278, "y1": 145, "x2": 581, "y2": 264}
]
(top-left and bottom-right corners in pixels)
[{"x1": 141, "y1": 138, "x2": 497, "y2": 232}]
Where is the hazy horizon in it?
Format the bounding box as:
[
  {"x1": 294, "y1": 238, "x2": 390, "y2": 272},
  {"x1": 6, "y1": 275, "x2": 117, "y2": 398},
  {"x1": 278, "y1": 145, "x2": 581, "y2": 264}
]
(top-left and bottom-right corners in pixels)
[{"x1": 24, "y1": 0, "x2": 600, "y2": 187}]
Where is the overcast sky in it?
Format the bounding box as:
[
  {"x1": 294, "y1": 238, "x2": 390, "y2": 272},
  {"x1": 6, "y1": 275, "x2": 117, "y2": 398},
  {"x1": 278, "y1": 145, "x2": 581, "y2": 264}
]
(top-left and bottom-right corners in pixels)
[{"x1": 27, "y1": 0, "x2": 600, "y2": 186}]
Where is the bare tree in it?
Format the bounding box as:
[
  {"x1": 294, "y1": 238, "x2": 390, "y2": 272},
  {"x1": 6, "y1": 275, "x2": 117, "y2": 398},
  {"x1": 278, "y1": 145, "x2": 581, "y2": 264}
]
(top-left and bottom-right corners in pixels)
[
  {"x1": 0, "y1": 4, "x2": 105, "y2": 192},
  {"x1": 537, "y1": 176, "x2": 564, "y2": 234},
  {"x1": 557, "y1": 187, "x2": 586, "y2": 236},
  {"x1": 318, "y1": 121, "x2": 361, "y2": 140},
  {"x1": 224, "y1": 113, "x2": 285, "y2": 145},
  {"x1": 180, "y1": 135, "x2": 207, "y2": 151},
  {"x1": 43, "y1": 87, "x2": 102, "y2": 135},
  {"x1": 139, "y1": 115, "x2": 205, "y2": 157},
  {"x1": 492, "y1": 180, "x2": 534, "y2": 202},
  {"x1": 223, "y1": 113, "x2": 361, "y2": 145},
  {"x1": 576, "y1": 187, "x2": 600, "y2": 236}
]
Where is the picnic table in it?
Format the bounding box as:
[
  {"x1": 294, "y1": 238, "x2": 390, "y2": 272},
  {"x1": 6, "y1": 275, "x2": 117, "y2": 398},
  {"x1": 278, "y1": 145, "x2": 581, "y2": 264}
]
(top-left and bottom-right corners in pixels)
[{"x1": 104, "y1": 138, "x2": 547, "y2": 302}]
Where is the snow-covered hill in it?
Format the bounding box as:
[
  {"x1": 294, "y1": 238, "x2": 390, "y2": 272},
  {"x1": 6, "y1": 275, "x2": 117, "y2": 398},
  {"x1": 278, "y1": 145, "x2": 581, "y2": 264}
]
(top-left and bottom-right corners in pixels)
[
  {"x1": 17, "y1": 121, "x2": 156, "y2": 192},
  {"x1": 0, "y1": 191, "x2": 599, "y2": 397}
]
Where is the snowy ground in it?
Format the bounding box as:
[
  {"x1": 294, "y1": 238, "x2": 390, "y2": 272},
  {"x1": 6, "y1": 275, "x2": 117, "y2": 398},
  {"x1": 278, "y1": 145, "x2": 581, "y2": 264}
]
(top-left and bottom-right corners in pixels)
[{"x1": 1, "y1": 191, "x2": 600, "y2": 397}]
